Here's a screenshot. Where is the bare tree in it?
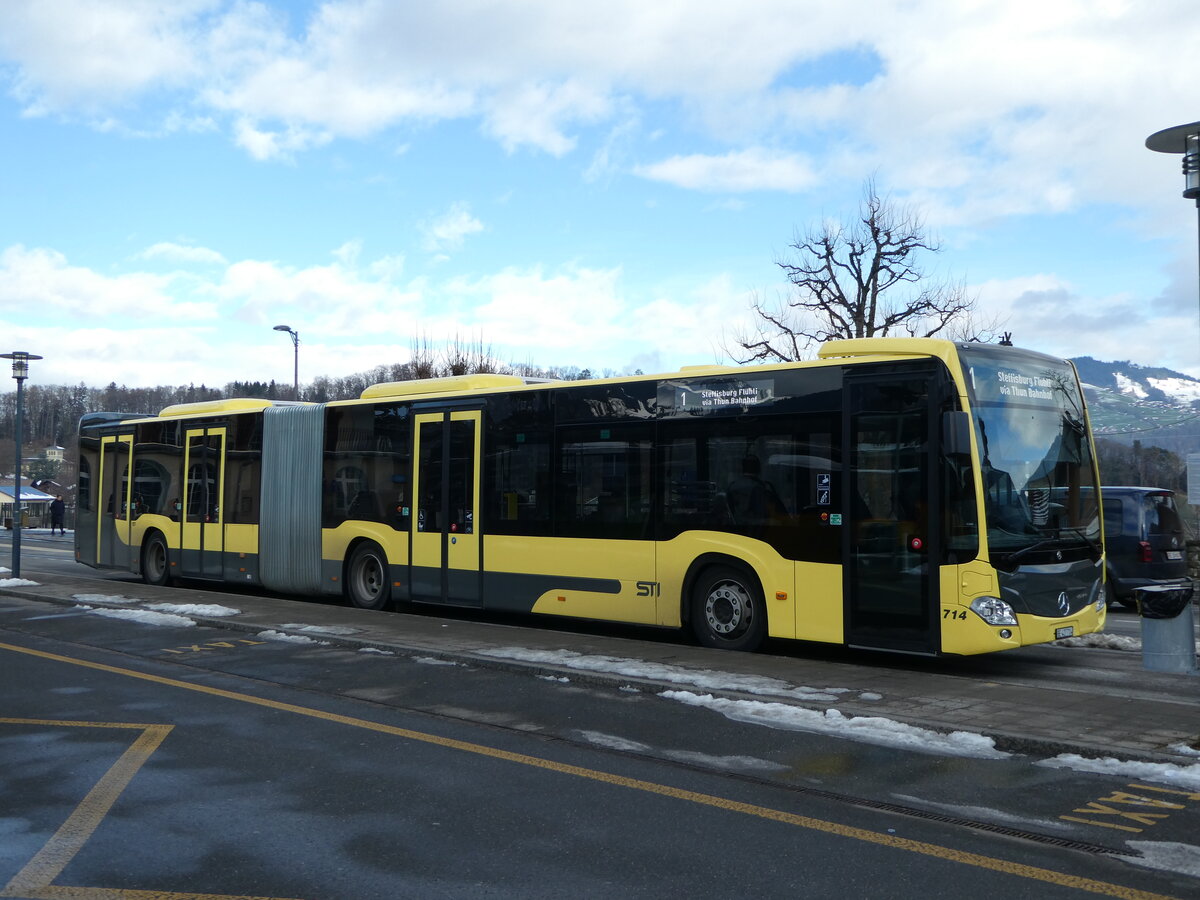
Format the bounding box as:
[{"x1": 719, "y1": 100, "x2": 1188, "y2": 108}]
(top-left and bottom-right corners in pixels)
[
  {"x1": 729, "y1": 181, "x2": 992, "y2": 363},
  {"x1": 443, "y1": 332, "x2": 503, "y2": 376}
]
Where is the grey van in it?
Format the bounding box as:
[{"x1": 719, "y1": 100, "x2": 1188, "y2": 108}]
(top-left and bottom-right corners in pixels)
[{"x1": 1102, "y1": 486, "x2": 1191, "y2": 608}]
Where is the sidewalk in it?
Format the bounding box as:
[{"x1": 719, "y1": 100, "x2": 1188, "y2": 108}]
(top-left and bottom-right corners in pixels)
[
  {"x1": 2, "y1": 570, "x2": 1198, "y2": 765},
  {"x1": 3, "y1": 527, "x2": 73, "y2": 541}
]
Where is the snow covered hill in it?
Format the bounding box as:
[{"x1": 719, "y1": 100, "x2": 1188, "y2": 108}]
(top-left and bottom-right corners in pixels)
[{"x1": 1070, "y1": 357, "x2": 1200, "y2": 450}]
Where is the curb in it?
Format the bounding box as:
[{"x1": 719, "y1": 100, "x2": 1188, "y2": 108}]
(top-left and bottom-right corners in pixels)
[{"x1": 6, "y1": 585, "x2": 1198, "y2": 768}]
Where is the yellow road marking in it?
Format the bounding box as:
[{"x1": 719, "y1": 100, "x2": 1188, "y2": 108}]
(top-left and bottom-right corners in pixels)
[
  {"x1": 1060, "y1": 816, "x2": 1145, "y2": 833},
  {"x1": 21, "y1": 888, "x2": 287, "y2": 900},
  {"x1": 0, "y1": 640, "x2": 1179, "y2": 900},
  {"x1": 1, "y1": 720, "x2": 172, "y2": 897},
  {"x1": 0, "y1": 717, "x2": 297, "y2": 900}
]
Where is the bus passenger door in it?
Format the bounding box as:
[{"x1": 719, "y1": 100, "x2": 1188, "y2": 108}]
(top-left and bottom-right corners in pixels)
[
  {"x1": 845, "y1": 373, "x2": 939, "y2": 654},
  {"x1": 410, "y1": 410, "x2": 482, "y2": 606},
  {"x1": 98, "y1": 434, "x2": 133, "y2": 569},
  {"x1": 181, "y1": 426, "x2": 226, "y2": 578}
]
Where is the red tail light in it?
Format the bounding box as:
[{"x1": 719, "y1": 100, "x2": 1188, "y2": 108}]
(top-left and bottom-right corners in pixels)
[{"x1": 1138, "y1": 541, "x2": 1153, "y2": 563}]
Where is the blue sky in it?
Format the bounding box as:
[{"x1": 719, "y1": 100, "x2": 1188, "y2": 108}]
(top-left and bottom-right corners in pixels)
[{"x1": 1, "y1": 0, "x2": 1199, "y2": 390}]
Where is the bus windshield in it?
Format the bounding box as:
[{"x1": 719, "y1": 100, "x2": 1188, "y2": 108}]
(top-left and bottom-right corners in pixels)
[{"x1": 958, "y1": 345, "x2": 1100, "y2": 554}]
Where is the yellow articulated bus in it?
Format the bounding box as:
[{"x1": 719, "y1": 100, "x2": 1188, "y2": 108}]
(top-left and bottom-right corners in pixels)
[{"x1": 76, "y1": 337, "x2": 1106, "y2": 656}]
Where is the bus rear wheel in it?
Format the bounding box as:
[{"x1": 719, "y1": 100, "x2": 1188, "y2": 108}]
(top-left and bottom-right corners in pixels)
[
  {"x1": 346, "y1": 542, "x2": 392, "y2": 611},
  {"x1": 691, "y1": 565, "x2": 766, "y2": 652},
  {"x1": 141, "y1": 533, "x2": 172, "y2": 587}
]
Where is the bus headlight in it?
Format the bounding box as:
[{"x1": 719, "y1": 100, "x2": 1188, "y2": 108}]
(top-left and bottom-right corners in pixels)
[{"x1": 970, "y1": 596, "x2": 1018, "y2": 626}]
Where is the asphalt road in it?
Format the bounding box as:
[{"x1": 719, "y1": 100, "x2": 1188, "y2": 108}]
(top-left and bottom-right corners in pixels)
[{"x1": 1, "y1": 535, "x2": 1198, "y2": 898}]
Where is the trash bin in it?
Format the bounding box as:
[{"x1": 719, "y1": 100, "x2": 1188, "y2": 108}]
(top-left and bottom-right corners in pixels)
[{"x1": 1136, "y1": 583, "x2": 1197, "y2": 674}]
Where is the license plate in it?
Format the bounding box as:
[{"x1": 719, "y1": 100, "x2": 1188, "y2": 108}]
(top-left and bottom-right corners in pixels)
[
  {"x1": 1166, "y1": 550, "x2": 1183, "y2": 560},
  {"x1": 1055, "y1": 626, "x2": 1075, "y2": 639}
]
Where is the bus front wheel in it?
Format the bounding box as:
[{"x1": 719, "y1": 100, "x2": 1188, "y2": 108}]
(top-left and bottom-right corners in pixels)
[
  {"x1": 141, "y1": 533, "x2": 172, "y2": 587},
  {"x1": 346, "y1": 542, "x2": 392, "y2": 611},
  {"x1": 691, "y1": 565, "x2": 766, "y2": 652}
]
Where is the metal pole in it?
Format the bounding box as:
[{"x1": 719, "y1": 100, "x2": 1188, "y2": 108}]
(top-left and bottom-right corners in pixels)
[
  {"x1": 1, "y1": 352, "x2": 40, "y2": 577},
  {"x1": 12, "y1": 376, "x2": 22, "y2": 578},
  {"x1": 1146, "y1": 122, "x2": 1200, "y2": 363},
  {"x1": 273, "y1": 325, "x2": 300, "y2": 400}
]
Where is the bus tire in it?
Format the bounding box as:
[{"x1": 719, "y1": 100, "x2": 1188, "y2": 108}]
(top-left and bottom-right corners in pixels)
[
  {"x1": 346, "y1": 542, "x2": 392, "y2": 611},
  {"x1": 141, "y1": 533, "x2": 172, "y2": 587},
  {"x1": 690, "y1": 565, "x2": 766, "y2": 651}
]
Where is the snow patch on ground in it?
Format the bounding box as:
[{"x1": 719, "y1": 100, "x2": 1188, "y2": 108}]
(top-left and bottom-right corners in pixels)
[
  {"x1": 147, "y1": 602, "x2": 240, "y2": 617},
  {"x1": 665, "y1": 749, "x2": 790, "y2": 772},
  {"x1": 255, "y1": 630, "x2": 329, "y2": 645},
  {"x1": 278, "y1": 623, "x2": 361, "y2": 635},
  {"x1": 663, "y1": 691, "x2": 1009, "y2": 759},
  {"x1": 71, "y1": 593, "x2": 140, "y2": 605},
  {"x1": 1055, "y1": 633, "x2": 1141, "y2": 651},
  {"x1": 358, "y1": 647, "x2": 394, "y2": 656},
  {"x1": 413, "y1": 656, "x2": 461, "y2": 666},
  {"x1": 578, "y1": 731, "x2": 649, "y2": 752},
  {"x1": 1148, "y1": 376, "x2": 1200, "y2": 404},
  {"x1": 575, "y1": 732, "x2": 786, "y2": 773},
  {"x1": 0, "y1": 578, "x2": 40, "y2": 587},
  {"x1": 1114, "y1": 373, "x2": 1149, "y2": 399},
  {"x1": 891, "y1": 794, "x2": 1075, "y2": 832},
  {"x1": 1040, "y1": 754, "x2": 1200, "y2": 790},
  {"x1": 1125, "y1": 841, "x2": 1200, "y2": 877},
  {"x1": 476, "y1": 647, "x2": 876, "y2": 703},
  {"x1": 82, "y1": 607, "x2": 196, "y2": 628}
]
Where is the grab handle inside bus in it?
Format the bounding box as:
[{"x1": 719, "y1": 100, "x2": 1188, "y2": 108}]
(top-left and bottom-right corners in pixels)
[{"x1": 942, "y1": 411, "x2": 972, "y2": 458}]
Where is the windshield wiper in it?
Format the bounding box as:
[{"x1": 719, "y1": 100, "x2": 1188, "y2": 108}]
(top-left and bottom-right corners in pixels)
[
  {"x1": 996, "y1": 537, "x2": 1057, "y2": 569},
  {"x1": 996, "y1": 528, "x2": 1100, "y2": 570},
  {"x1": 1060, "y1": 526, "x2": 1103, "y2": 561}
]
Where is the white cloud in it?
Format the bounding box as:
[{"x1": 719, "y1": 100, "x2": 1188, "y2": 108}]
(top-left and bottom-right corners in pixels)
[
  {"x1": 419, "y1": 202, "x2": 484, "y2": 253},
  {"x1": 0, "y1": 244, "x2": 214, "y2": 321},
  {"x1": 0, "y1": 239, "x2": 805, "y2": 387},
  {"x1": 976, "y1": 273, "x2": 1200, "y2": 377},
  {"x1": 426, "y1": 264, "x2": 749, "y2": 372},
  {"x1": 482, "y1": 79, "x2": 611, "y2": 156},
  {"x1": 2, "y1": 0, "x2": 1198, "y2": 230},
  {"x1": 216, "y1": 257, "x2": 422, "y2": 338},
  {"x1": 0, "y1": 0, "x2": 207, "y2": 114},
  {"x1": 233, "y1": 117, "x2": 332, "y2": 162},
  {"x1": 137, "y1": 242, "x2": 228, "y2": 265},
  {"x1": 635, "y1": 148, "x2": 817, "y2": 193}
]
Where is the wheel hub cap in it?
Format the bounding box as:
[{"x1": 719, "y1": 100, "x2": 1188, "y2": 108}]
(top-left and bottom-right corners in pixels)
[{"x1": 706, "y1": 584, "x2": 748, "y2": 635}]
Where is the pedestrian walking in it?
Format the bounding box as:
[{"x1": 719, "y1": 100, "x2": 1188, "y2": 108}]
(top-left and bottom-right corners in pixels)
[{"x1": 50, "y1": 494, "x2": 65, "y2": 536}]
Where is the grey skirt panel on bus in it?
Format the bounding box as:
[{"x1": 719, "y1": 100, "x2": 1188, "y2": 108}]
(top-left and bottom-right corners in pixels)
[{"x1": 260, "y1": 404, "x2": 326, "y2": 595}]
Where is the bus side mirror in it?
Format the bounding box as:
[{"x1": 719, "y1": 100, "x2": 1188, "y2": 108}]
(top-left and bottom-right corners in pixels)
[{"x1": 942, "y1": 411, "x2": 972, "y2": 458}]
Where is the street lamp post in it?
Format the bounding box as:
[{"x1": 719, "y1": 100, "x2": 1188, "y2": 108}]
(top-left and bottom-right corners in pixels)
[
  {"x1": 2, "y1": 351, "x2": 42, "y2": 578},
  {"x1": 273, "y1": 325, "x2": 300, "y2": 399},
  {"x1": 1146, "y1": 121, "x2": 1200, "y2": 357}
]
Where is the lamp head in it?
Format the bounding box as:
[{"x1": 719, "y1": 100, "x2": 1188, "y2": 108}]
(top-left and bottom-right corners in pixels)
[{"x1": 0, "y1": 351, "x2": 43, "y2": 381}]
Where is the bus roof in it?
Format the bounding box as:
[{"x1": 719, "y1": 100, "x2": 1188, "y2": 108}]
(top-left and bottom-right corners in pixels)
[
  {"x1": 817, "y1": 337, "x2": 961, "y2": 364},
  {"x1": 360, "y1": 373, "x2": 531, "y2": 400},
  {"x1": 156, "y1": 398, "x2": 309, "y2": 418}
]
